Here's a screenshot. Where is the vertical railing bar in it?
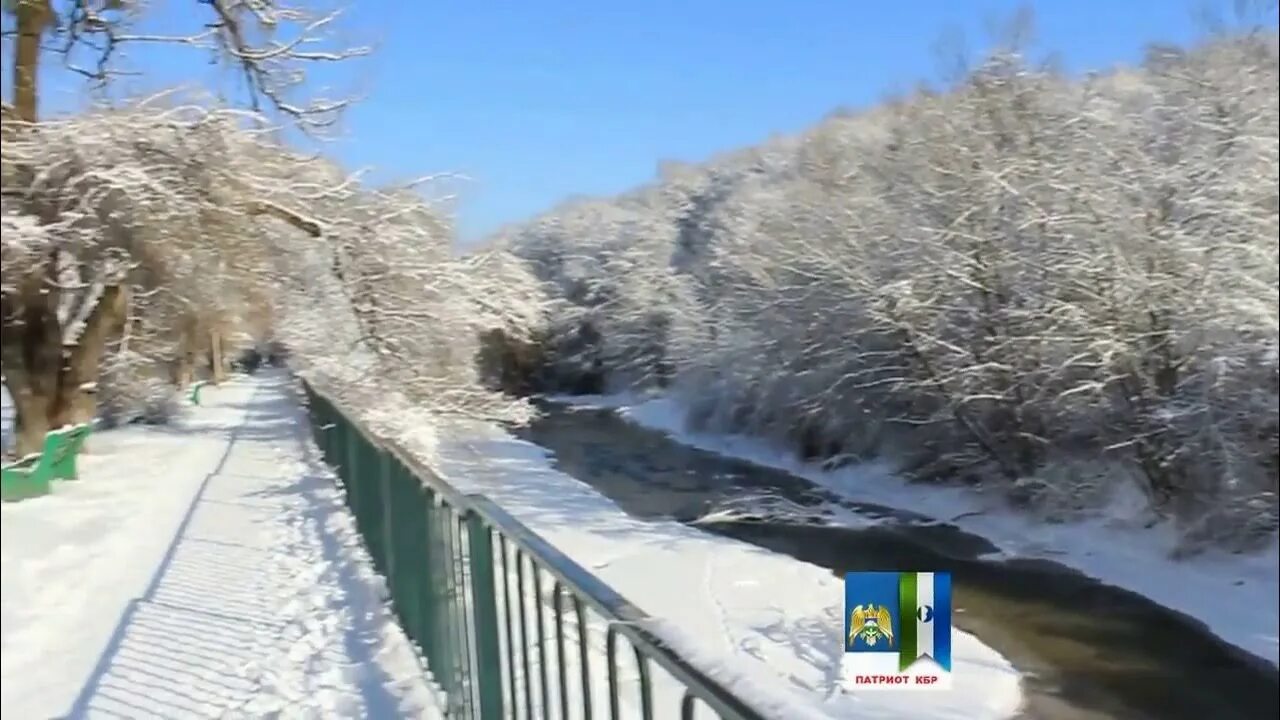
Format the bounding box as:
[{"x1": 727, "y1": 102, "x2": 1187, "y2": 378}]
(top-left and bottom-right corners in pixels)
[
  {"x1": 355, "y1": 432, "x2": 371, "y2": 549},
  {"x1": 454, "y1": 508, "x2": 470, "y2": 718},
  {"x1": 397, "y1": 463, "x2": 421, "y2": 647},
  {"x1": 466, "y1": 517, "x2": 504, "y2": 720},
  {"x1": 532, "y1": 565, "x2": 551, "y2": 718},
  {"x1": 316, "y1": 392, "x2": 325, "y2": 448},
  {"x1": 553, "y1": 583, "x2": 570, "y2": 720},
  {"x1": 632, "y1": 648, "x2": 653, "y2": 720},
  {"x1": 351, "y1": 427, "x2": 360, "y2": 502},
  {"x1": 344, "y1": 415, "x2": 358, "y2": 518},
  {"x1": 515, "y1": 551, "x2": 534, "y2": 720},
  {"x1": 454, "y1": 512, "x2": 477, "y2": 718},
  {"x1": 327, "y1": 399, "x2": 336, "y2": 463},
  {"x1": 431, "y1": 496, "x2": 459, "y2": 714},
  {"x1": 499, "y1": 536, "x2": 519, "y2": 717},
  {"x1": 423, "y1": 493, "x2": 441, "y2": 699},
  {"x1": 300, "y1": 382, "x2": 769, "y2": 720},
  {"x1": 418, "y1": 484, "x2": 436, "y2": 660},
  {"x1": 451, "y1": 510, "x2": 468, "y2": 718},
  {"x1": 380, "y1": 449, "x2": 397, "y2": 601},
  {"x1": 606, "y1": 627, "x2": 620, "y2": 720},
  {"x1": 680, "y1": 693, "x2": 696, "y2": 720},
  {"x1": 368, "y1": 435, "x2": 386, "y2": 572},
  {"x1": 424, "y1": 490, "x2": 450, "y2": 706},
  {"x1": 446, "y1": 508, "x2": 468, "y2": 719},
  {"x1": 321, "y1": 397, "x2": 333, "y2": 461},
  {"x1": 572, "y1": 596, "x2": 593, "y2": 720}
]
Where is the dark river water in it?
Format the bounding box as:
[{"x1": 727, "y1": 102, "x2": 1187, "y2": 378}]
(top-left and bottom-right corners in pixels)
[{"x1": 514, "y1": 401, "x2": 1279, "y2": 720}]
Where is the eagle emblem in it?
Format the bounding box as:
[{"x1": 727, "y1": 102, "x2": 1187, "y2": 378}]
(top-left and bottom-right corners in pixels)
[{"x1": 848, "y1": 604, "x2": 895, "y2": 648}]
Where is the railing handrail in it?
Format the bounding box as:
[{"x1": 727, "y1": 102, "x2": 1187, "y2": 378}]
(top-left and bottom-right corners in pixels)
[
  {"x1": 302, "y1": 378, "x2": 768, "y2": 720},
  {"x1": 464, "y1": 495, "x2": 766, "y2": 720}
]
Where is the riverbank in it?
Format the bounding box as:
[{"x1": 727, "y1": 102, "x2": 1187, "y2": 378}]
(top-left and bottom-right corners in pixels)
[
  {"x1": 392, "y1": 415, "x2": 1026, "y2": 720},
  {"x1": 557, "y1": 392, "x2": 1280, "y2": 669}
]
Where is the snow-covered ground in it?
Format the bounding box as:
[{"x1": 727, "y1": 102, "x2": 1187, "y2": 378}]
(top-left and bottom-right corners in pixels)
[
  {"x1": 402, "y1": 418, "x2": 1026, "y2": 720},
  {"x1": 0, "y1": 373, "x2": 442, "y2": 718},
  {"x1": 25, "y1": 371, "x2": 1270, "y2": 718},
  {"x1": 557, "y1": 392, "x2": 1280, "y2": 669},
  {"x1": 0, "y1": 385, "x2": 13, "y2": 456}
]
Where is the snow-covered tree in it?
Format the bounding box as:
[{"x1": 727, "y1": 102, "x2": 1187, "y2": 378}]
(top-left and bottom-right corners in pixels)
[{"x1": 498, "y1": 31, "x2": 1279, "y2": 546}]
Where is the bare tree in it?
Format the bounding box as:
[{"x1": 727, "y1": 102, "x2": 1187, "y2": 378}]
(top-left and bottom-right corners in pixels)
[{"x1": 2, "y1": 0, "x2": 369, "y2": 128}]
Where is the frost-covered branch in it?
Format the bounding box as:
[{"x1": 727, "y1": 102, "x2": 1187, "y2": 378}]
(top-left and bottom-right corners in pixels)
[{"x1": 495, "y1": 32, "x2": 1280, "y2": 550}]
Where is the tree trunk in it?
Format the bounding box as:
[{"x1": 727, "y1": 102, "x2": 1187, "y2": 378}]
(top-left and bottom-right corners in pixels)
[
  {"x1": 11, "y1": 0, "x2": 53, "y2": 123},
  {"x1": 172, "y1": 355, "x2": 194, "y2": 387},
  {"x1": 171, "y1": 316, "x2": 202, "y2": 388},
  {"x1": 4, "y1": 372, "x2": 51, "y2": 458},
  {"x1": 209, "y1": 330, "x2": 227, "y2": 384},
  {"x1": 1, "y1": 254, "x2": 64, "y2": 456},
  {"x1": 62, "y1": 285, "x2": 129, "y2": 438},
  {"x1": 3, "y1": 285, "x2": 128, "y2": 456}
]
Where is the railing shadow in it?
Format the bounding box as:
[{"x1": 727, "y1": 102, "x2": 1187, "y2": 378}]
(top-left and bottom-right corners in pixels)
[
  {"x1": 60, "y1": 386, "x2": 260, "y2": 719},
  {"x1": 61, "y1": 374, "x2": 418, "y2": 719}
]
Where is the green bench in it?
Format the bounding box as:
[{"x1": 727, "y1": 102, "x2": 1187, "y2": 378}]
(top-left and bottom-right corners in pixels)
[
  {"x1": 189, "y1": 380, "x2": 209, "y2": 405},
  {"x1": 1, "y1": 423, "x2": 94, "y2": 502}
]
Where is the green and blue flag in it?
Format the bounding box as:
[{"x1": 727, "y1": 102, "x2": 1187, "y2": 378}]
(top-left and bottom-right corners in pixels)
[{"x1": 844, "y1": 571, "x2": 952, "y2": 672}]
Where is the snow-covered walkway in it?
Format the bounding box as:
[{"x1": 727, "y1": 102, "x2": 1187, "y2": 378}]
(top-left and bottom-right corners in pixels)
[{"x1": 1, "y1": 373, "x2": 440, "y2": 719}]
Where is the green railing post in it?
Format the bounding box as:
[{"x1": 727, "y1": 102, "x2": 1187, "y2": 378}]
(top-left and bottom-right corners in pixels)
[
  {"x1": 438, "y1": 505, "x2": 468, "y2": 715},
  {"x1": 358, "y1": 439, "x2": 380, "y2": 572},
  {"x1": 322, "y1": 399, "x2": 335, "y2": 461},
  {"x1": 418, "y1": 492, "x2": 443, "y2": 677},
  {"x1": 392, "y1": 462, "x2": 422, "y2": 645},
  {"x1": 424, "y1": 494, "x2": 460, "y2": 710},
  {"x1": 344, "y1": 420, "x2": 358, "y2": 516},
  {"x1": 298, "y1": 379, "x2": 767, "y2": 720},
  {"x1": 466, "y1": 514, "x2": 505, "y2": 720},
  {"x1": 380, "y1": 448, "x2": 397, "y2": 596}
]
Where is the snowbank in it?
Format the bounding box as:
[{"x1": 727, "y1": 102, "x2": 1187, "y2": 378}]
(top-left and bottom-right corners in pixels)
[
  {"x1": 0, "y1": 374, "x2": 442, "y2": 718},
  {"x1": 566, "y1": 392, "x2": 1280, "y2": 668},
  {"x1": 418, "y1": 417, "x2": 1025, "y2": 720}
]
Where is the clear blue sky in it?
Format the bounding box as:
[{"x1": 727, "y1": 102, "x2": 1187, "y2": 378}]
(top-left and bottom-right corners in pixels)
[
  {"x1": 11, "y1": 1, "x2": 1269, "y2": 244},
  {"x1": 345, "y1": 0, "x2": 1216, "y2": 245}
]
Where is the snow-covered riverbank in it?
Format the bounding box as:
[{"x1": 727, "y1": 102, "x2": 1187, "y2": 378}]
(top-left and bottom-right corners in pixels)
[
  {"x1": 556, "y1": 392, "x2": 1280, "y2": 669},
  {"x1": 405, "y1": 416, "x2": 1026, "y2": 720}
]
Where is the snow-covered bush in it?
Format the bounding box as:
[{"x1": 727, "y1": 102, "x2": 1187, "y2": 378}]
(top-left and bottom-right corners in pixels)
[
  {"x1": 497, "y1": 32, "x2": 1280, "y2": 542},
  {"x1": 458, "y1": 248, "x2": 552, "y2": 394},
  {"x1": 97, "y1": 364, "x2": 182, "y2": 429}
]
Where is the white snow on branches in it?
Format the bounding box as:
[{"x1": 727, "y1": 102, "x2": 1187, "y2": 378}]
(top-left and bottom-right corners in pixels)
[{"x1": 497, "y1": 34, "x2": 1280, "y2": 550}]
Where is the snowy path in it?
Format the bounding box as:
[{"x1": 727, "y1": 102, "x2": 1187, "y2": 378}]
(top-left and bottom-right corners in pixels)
[{"x1": 1, "y1": 374, "x2": 440, "y2": 719}]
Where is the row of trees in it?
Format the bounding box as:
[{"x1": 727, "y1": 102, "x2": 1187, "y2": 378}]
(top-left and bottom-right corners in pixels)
[
  {"x1": 496, "y1": 31, "x2": 1279, "y2": 548},
  {"x1": 1, "y1": 97, "x2": 537, "y2": 455},
  {"x1": 2, "y1": 1, "x2": 534, "y2": 456}
]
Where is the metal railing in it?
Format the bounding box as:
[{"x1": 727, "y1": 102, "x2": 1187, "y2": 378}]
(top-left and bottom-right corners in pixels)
[{"x1": 301, "y1": 380, "x2": 767, "y2": 720}]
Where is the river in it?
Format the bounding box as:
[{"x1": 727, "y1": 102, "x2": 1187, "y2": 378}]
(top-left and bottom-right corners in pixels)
[{"x1": 513, "y1": 401, "x2": 1279, "y2": 720}]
